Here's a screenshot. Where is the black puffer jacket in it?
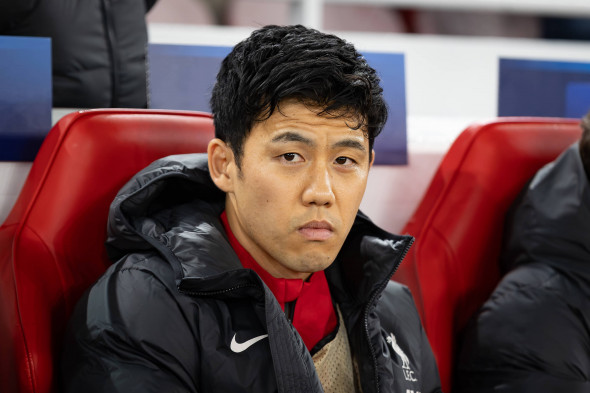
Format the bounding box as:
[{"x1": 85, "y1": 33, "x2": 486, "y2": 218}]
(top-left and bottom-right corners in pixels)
[
  {"x1": 61, "y1": 153, "x2": 442, "y2": 393},
  {"x1": 456, "y1": 143, "x2": 590, "y2": 392},
  {"x1": 0, "y1": 0, "x2": 156, "y2": 108}
]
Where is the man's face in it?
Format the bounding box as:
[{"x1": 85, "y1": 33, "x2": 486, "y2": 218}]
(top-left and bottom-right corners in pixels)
[{"x1": 213, "y1": 99, "x2": 373, "y2": 279}]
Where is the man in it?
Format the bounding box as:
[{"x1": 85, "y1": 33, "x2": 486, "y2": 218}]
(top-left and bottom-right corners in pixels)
[
  {"x1": 456, "y1": 112, "x2": 590, "y2": 392},
  {"x1": 62, "y1": 25, "x2": 441, "y2": 393},
  {"x1": 1, "y1": 0, "x2": 156, "y2": 108}
]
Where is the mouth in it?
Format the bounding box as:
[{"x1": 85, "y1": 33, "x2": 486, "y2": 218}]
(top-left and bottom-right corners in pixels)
[{"x1": 298, "y1": 220, "x2": 334, "y2": 241}]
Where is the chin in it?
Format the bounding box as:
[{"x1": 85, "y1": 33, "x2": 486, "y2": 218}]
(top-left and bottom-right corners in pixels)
[{"x1": 295, "y1": 255, "x2": 336, "y2": 274}]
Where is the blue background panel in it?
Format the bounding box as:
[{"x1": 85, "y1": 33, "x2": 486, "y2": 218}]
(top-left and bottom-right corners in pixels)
[
  {"x1": 149, "y1": 44, "x2": 407, "y2": 165},
  {"x1": 565, "y1": 82, "x2": 590, "y2": 118},
  {"x1": 149, "y1": 44, "x2": 230, "y2": 112},
  {"x1": 499, "y1": 58, "x2": 590, "y2": 119},
  {"x1": 0, "y1": 36, "x2": 52, "y2": 161},
  {"x1": 364, "y1": 52, "x2": 407, "y2": 165}
]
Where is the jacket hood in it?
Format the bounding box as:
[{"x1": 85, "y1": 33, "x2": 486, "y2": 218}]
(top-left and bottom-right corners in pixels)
[
  {"x1": 105, "y1": 154, "x2": 240, "y2": 276},
  {"x1": 502, "y1": 143, "x2": 590, "y2": 275}
]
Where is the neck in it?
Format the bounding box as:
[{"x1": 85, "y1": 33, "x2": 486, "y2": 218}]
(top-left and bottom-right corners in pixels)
[{"x1": 223, "y1": 205, "x2": 311, "y2": 280}]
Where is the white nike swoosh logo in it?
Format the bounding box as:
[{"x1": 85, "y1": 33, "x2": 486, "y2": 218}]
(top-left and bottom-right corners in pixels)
[{"x1": 230, "y1": 333, "x2": 269, "y2": 353}]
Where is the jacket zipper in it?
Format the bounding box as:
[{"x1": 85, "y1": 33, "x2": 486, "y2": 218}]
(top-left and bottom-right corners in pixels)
[
  {"x1": 364, "y1": 237, "x2": 415, "y2": 393},
  {"x1": 178, "y1": 283, "x2": 258, "y2": 297},
  {"x1": 101, "y1": 0, "x2": 120, "y2": 107},
  {"x1": 284, "y1": 300, "x2": 296, "y2": 324}
]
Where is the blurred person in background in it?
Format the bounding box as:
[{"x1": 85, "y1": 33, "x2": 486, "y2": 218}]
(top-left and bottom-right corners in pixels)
[
  {"x1": 456, "y1": 111, "x2": 590, "y2": 392},
  {"x1": 0, "y1": 0, "x2": 157, "y2": 108}
]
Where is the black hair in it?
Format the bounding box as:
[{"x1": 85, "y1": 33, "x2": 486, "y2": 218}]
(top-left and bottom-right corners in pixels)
[
  {"x1": 580, "y1": 111, "x2": 590, "y2": 181},
  {"x1": 210, "y1": 24, "x2": 388, "y2": 167}
]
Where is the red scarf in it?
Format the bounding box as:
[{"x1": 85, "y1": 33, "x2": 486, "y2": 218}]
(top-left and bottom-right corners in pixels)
[{"x1": 221, "y1": 211, "x2": 337, "y2": 351}]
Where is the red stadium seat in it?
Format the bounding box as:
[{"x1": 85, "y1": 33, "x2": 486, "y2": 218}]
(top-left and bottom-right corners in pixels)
[
  {"x1": 395, "y1": 117, "x2": 582, "y2": 393},
  {"x1": 0, "y1": 109, "x2": 214, "y2": 393}
]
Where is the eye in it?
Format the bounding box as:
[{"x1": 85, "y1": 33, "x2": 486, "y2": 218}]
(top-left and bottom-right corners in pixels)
[
  {"x1": 281, "y1": 153, "x2": 304, "y2": 163},
  {"x1": 334, "y1": 156, "x2": 356, "y2": 166}
]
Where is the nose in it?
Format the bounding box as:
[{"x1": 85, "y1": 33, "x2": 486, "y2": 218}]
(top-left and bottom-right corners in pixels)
[{"x1": 302, "y1": 164, "x2": 335, "y2": 207}]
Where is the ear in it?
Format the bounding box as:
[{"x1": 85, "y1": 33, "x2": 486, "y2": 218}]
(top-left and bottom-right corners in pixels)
[
  {"x1": 369, "y1": 149, "x2": 376, "y2": 168},
  {"x1": 208, "y1": 138, "x2": 236, "y2": 193}
]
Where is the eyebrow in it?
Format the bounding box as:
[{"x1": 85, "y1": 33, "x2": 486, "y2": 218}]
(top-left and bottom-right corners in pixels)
[
  {"x1": 332, "y1": 139, "x2": 367, "y2": 153},
  {"x1": 271, "y1": 131, "x2": 367, "y2": 153},
  {"x1": 271, "y1": 132, "x2": 314, "y2": 146}
]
